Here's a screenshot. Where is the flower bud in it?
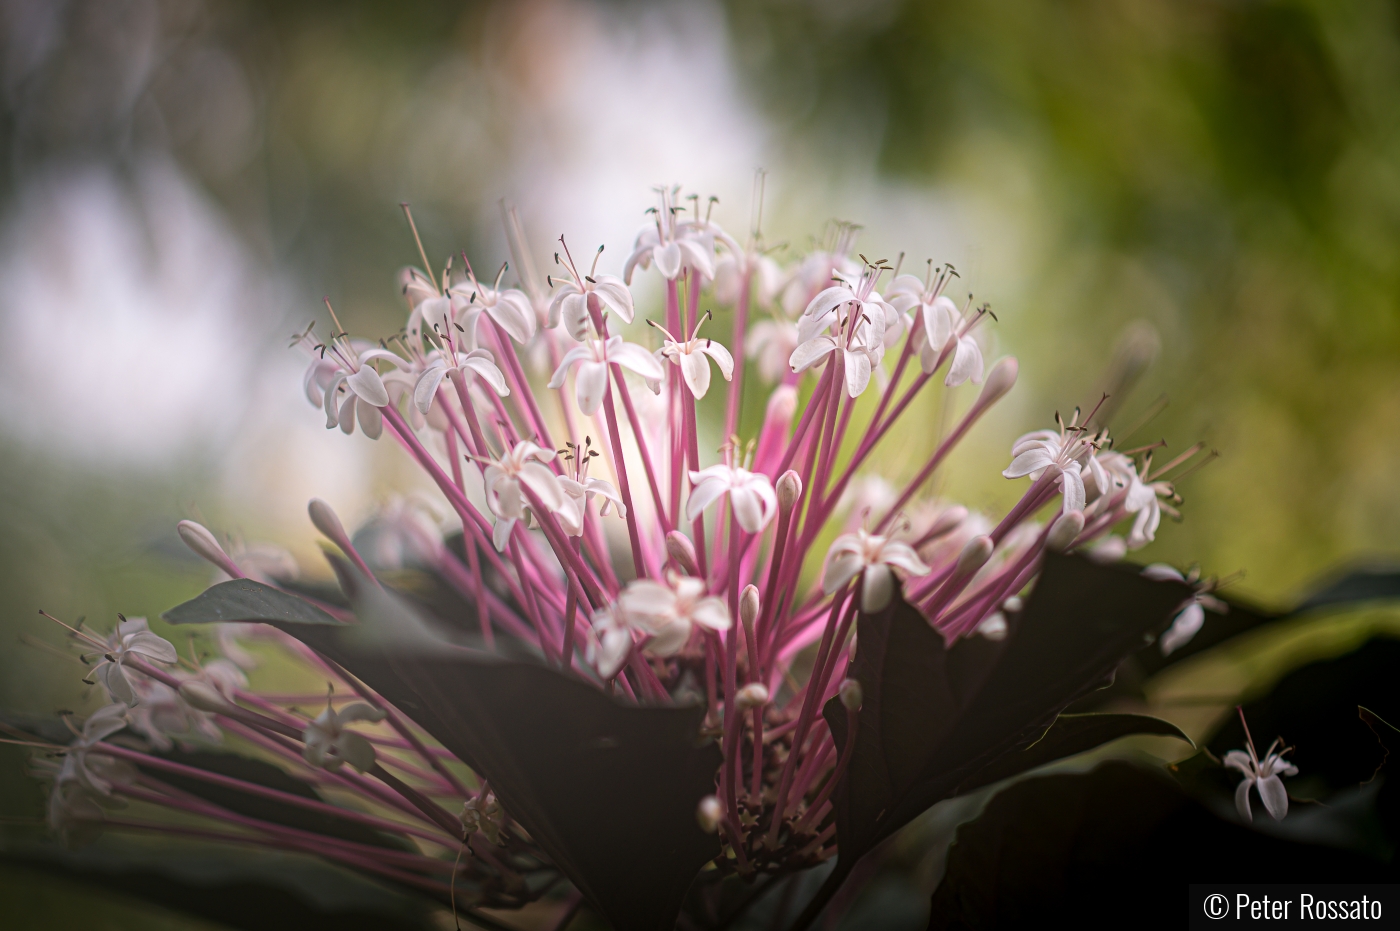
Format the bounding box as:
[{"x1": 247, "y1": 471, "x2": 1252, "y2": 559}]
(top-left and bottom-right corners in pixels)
[
  {"x1": 666, "y1": 531, "x2": 699, "y2": 576},
  {"x1": 739, "y1": 585, "x2": 761, "y2": 630},
  {"x1": 308, "y1": 498, "x2": 352, "y2": 550},
  {"x1": 1001, "y1": 595, "x2": 1023, "y2": 614},
  {"x1": 922, "y1": 506, "x2": 968, "y2": 543},
  {"x1": 1046, "y1": 509, "x2": 1085, "y2": 553},
  {"x1": 973, "y1": 356, "x2": 1018, "y2": 410},
  {"x1": 735, "y1": 682, "x2": 769, "y2": 712},
  {"x1": 764, "y1": 384, "x2": 798, "y2": 431},
  {"x1": 955, "y1": 535, "x2": 994, "y2": 577},
  {"x1": 776, "y1": 470, "x2": 803, "y2": 513},
  {"x1": 838, "y1": 678, "x2": 863, "y2": 711},
  {"x1": 179, "y1": 679, "x2": 234, "y2": 714},
  {"x1": 176, "y1": 520, "x2": 243, "y2": 579},
  {"x1": 696, "y1": 795, "x2": 722, "y2": 833},
  {"x1": 976, "y1": 612, "x2": 1008, "y2": 641}
]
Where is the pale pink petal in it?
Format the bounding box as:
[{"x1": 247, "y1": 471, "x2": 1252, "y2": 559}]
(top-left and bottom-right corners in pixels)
[
  {"x1": 346, "y1": 366, "x2": 389, "y2": 408},
  {"x1": 574, "y1": 361, "x2": 608, "y2": 416},
  {"x1": 789, "y1": 337, "x2": 836, "y2": 373},
  {"x1": 680, "y1": 350, "x2": 712, "y2": 399}
]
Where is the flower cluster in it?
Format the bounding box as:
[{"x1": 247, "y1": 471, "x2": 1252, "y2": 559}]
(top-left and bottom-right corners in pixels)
[{"x1": 20, "y1": 183, "x2": 1216, "y2": 923}]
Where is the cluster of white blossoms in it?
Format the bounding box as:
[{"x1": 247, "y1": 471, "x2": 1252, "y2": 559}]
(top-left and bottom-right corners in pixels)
[{"x1": 26, "y1": 183, "x2": 1221, "y2": 901}]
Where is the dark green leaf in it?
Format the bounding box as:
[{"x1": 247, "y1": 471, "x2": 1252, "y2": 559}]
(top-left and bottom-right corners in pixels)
[
  {"x1": 807, "y1": 553, "x2": 1191, "y2": 928},
  {"x1": 1297, "y1": 565, "x2": 1400, "y2": 614},
  {"x1": 0, "y1": 836, "x2": 440, "y2": 931},
  {"x1": 953, "y1": 712, "x2": 1191, "y2": 793},
  {"x1": 163, "y1": 579, "x2": 341, "y2": 626},
  {"x1": 927, "y1": 762, "x2": 1392, "y2": 930},
  {"x1": 163, "y1": 576, "x2": 722, "y2": 931}
]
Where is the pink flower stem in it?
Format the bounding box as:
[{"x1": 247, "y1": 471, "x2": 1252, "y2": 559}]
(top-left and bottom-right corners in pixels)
[
  {"x1": 93, "y1": 743, "x2": 448, "y2": 845},
  {"x1": 682, "y1": 388, "x2": 710, "y2": 581},
  {"x1": 489, "y1": 318, "x2": 555, "y2": 453},
  {"x1": 506, "y1": 533, "x2": 555, "y2": 663},
  {"x1": 723, "y1": 267, "x2": 754, "y2": 440},
  {"x1": 772, "y1": 362, "x2": 836, "y2": 479},
  {"x1": 765, "y1": 586, "x2": 850, "y2": 847},
  {"x1": 666, "y1": 279, "x2": 685, "y2": 524},
  {"x1": 432, "y1": 545, "x2": 530, "y2": 642},
  {"x1": 792, "y1": 705, "x2": 857, "y2": 836},
  {"x1": 722, "y1": 515, "x2": 744, "y2": 829},
  {"x1": 444, "y1": 428, "x2": 466, "y2": 491},
  {"x1": 989, "y1": 473, "x2": 1061, "y2": 545},
  {"x1": 560, "y1": 537, "x2": 582, "y2": 671},
  {"x1": 788, "y1": 735, "x2": 836, "y2": 813},
  {"x1": 611, "y1": 366, "x2": 673, "y2": 535}
]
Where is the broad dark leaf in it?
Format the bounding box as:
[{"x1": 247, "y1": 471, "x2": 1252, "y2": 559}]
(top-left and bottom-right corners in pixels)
[
  {"x1": 1297, "y1": 565, "x2": 1400, "y2": 613},
  {"x1": 163, "y1": 579, "x2": 341, "y2": 626},
  {"x1": 805, "y1": 554, "x2": 1190, "y2": 928},
  {"x1": 926, "y1": 762, "x2": 1393, "y2": 930},
  {"x1": 1207, "y1": 637, "x2": 1400, "y2": 796},
  {"x1": 165, "y1": 578, "x2": 722, "y2": 931},
  {"x1": 142, "y1": 749, "x2": 414, "y2": 852},
  {"x1": 951, "y1": 712, "x2": 1191, "y2": 794},
  {"x1": 0, "y1": 836, "x2": 441, "y2": 931}
]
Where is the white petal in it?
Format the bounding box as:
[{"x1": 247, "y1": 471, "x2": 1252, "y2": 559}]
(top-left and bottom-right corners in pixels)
[
  {"x1": 700, "y1": 341, "x2": 734, "y2": 380},
  {"x1": 655, "y1": 242, "x2": 682, "y2": 279},
  {"x1": 337, "y1": 702, "x2": 387, "y2": 725},
  {"x1": 548, "y1": 344, "x2": 592, "y2": 389},
  {"x1": 125, "y1": 632, "x2": 178, "y2": 664},
  {"x1": 520, "y1": 462, "x2": 565, "y2": 511},
  {"x1": 1235, "y1": 777, "x2": 1254, "y2": 821},
  {"x1": 685, "y1": 477, "x2": 729, "y2": 521},
  {"x1": 561, "y1": 292, "x2": 590, "y2": 340},
  {"x1": 357, "y1": 398, "x2": 383, "y2": 440},
  {"x1": 463, "y1": 356, "x2": 510, "y2": 396},
  {"x1": 1222, "y1": 750, "x2": 1254, "y2": 775},
  {"x1": 1141, "y1": 563, "x2": 1185, "y2": 582},
  {"x1": 413, "y1": 365, "x2": 448, "y2": 414},
  {"x1": 346, "y1": 367, "x2": 389, "y2": 408},
  {"x1": 881, "y1": 543, "x2": 931, "y2": 576},
  {"x1": 97, "y1": 663, "x2": 135, "y2": 706},
  {"x1": 843, "y1": 349, "x2": 871, "y2": 397},
  {"x1": 1257, "y1": 774, "x2": 1289, "y2": 820},
  {"x1": 335, "y1": 731, "x2": 378, "y2": 773},
  {"x1": 1002, "y1": 449, "x2": 1056, "y2": 479},
  {"x1": 679, "y1": 350, "x2": 712, "y2": 399},
  {"x1": 678, "y1": 239, "x2": 715, "y2": 280},
  {"x1": 789, "y1": 337, "x2": 837, "y2": 373},
  {"x1": 575, "y1": 361, "x2": 608, "y2": 416},
  {"x1": 1158, "y1": 603, "x2": 1205, "y2": 656},
  {"x1": 823, "y1": 552, "x2": 865, "y2": 595},
  {"x1": 492, "y1": 290, "x2": 537, "y2": 342},
  {"x1": 338, "y1": 393, "x2": 357, "y2": 435},
  {"x1": 804, "y1": 286, "x2": 853, "y2": 320},
  {"x1": 861, "y1": 564, "x2": 894, "y2": 613},
  {"x1": 691, "y1": 598, "x2": 731, "y2": 632},
  {"x1": 1059, "y1": 464, "x2": 1086, "y2": 514},
  {"x1": 610, "y1": 339, "x2": 666, "y2": 381},
  {"x1": 492, "y1": 517, "x2": 515, "y2": 552},
  {"x1": 594, "y1": 277, "x2": 635, "y2": 322},
  {"x1": 729, "y1": 485, "x2": 765, "y2": 534},
  {"x1": 945, "y1": 336, "x2": 984, "y2": 387}
]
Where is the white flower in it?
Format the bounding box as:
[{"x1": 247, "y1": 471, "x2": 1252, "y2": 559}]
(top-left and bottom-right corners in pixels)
[
  {"x1": 556, "y1": 475, "x2": 626, "y2": 537},
  {"x1": 483, "y1": 441, "x2": 567, "y2": 551},
  {"x1": 1226, "y1": 736, "x2": 1298, "y2": 822},
  {"x1": 888, "y1": 271, "x2": 987, "y2": 386},
  {"x1": 59, "y1": 704, "x2": 132, "y2": 794},
  {"x1": 412, "y1": 348, "x2": 510, "y2": 414},
  {"x1": 1141, "y1": 564, "x2": 1228, "y2": 655},
  {"x1": 1001, "y1": 414, "x2": 1107, "y2": 515},
  {"x1": 746, "y1": 318, "x2": 801, "y2": 382},
  {"x1": 547, "y1": 335, "x2": 665, "y2": 416},
  {"x1": 789, "y1": 270, "x2": 901, "y2": 398},
  {"x1": 652, "y1": 316, "x2": 734, "y2": 400},
  {"x1": 588, "y1": 607, "x2": 637, "y2": 679},
  {"x1": 622, "y1": 189, "x2": 722, "y2": 283},
  {"x1": 302, "y1": 697, "x2": 387, "y2": 773},
  {"x1": 800, "y1": 275, "x2": 902, "y2": 350},
  {"x1": 320, "y1": 347, "x2": 406, "y2": 440},
  {"x1": 1096, "y1": 452, "x2": 1178, "y2": 549},
  {"x1": 822, "y1": 529, "x2": 931, "y2": 612},
  {"x1": 547, "y1": 269, "x2": 634, "y2": 341},
  {"x1": 448, "y1": 261, "x2": 537, "y2": 345},
  {"x1": 687, "y1": 464, "x2": 779, "y2": 533},
  {"x1": 84, "y1": 617, "x2": 178, "y2": 706},
  {"x1": 714, "y1": 252, "x2": 784, "y2": 307},
  {"x1": 622, "y1": 573, "x2": 731, "y2": 655}
]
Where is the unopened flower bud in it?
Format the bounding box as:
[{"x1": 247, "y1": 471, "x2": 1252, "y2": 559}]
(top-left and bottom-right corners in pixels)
[
  {"x1": 739, "y1": 585, "x2": 760, "y2": 629},
  {"x1": 1002, "y1": 595, "x2": 1023, "y2": 613},
  {"x1": 764, "y1": 383, "x2": 798, "y2": 428},
  {"x1": 955, "y1": 535, "x2": 994, "y2": 577},
  {"x1": 922, "y1": 506, "x2": 968, "y2": 542},
  {"x1": 735, "y1": 682, "x2": 769, "y2": 712},
  {"x1": 776, "y1": 470, "x2": 803, "y2": 513},
  {"x1": 1047, "y1": 509, "x2": 1085, "y2": 553},
  {"x1": 179, "y1": 679, "x2": 233, "y2": 713},
  {"x1": 976, "y1": 612, "x2": 1009, "y2": 641},
  {"x1": 666, "y1": 531, "x2": 699, "y2": 576},
  {"x1": 696, "y1": 795, "x2": 722, "y2": 833},
  {"x1": 974, "y1": 356, "x2": 1018, "y2": 410},
  {"x1": 176, "y1": 520, "x2": 243, "y2": 579},
  {"x1": 308, "y1": 498, "x2": 352, "y2": 549},
  {"x1": 839, "y1": 678, "x2": 863, "y2": 711}
]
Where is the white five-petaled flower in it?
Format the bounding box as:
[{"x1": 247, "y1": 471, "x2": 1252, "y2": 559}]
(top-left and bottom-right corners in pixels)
[
  {"x1": 790, "y1": 269, "x2": 901, "y2": 397},
  {"x1": 84, "y1": 617, "x2": 178, "y2": 706},
  {"x1": 547, "y1": 245, "x2": 635, "y2": 341},
  {"x1": 590, "y1": 573, "x2": 731, "y2": 677},
  {"x1": 482, "y1": 441, "x2": 567, "y2": 551},
  {"x1": 56, "y1": 703, "x2": 133, "y2": 797},
  {"x1": 1225, "y1": 730, "x2": 1298, "y2": 822},
  {"x1": 297, "y1": 327, "x2": 406, "y2": 440},
  {"x1": 822, "y1": 529, "x2": 932, "y2": 613},
  {"x1": 1001, "y1": 413, "x2": 1107, "y2": 515},
  {"x1": 448, "y1": 260, "x2": 537, "y2": 345},
  {"x1": 687, "y1": 463, "x2": 779, "y2": 534},
  {"x1": 1140, "y1": 564, "x2": 1228, "y2": 656},
  {"x1": 412, "y1": 348, "x2": 510, "y2": 415},
  {"x1": 1095, "y1": 451, "x2": 1179, "y2": 550},
  {"x1": 886, "y1": 269, "x2": 987, "y2": 386},
  {"x1": 557, "y1": 476, "x2": 626, "y2": 537},
  {"x1": 623, "y1": 188, "x2": 723, "y2": 283},
  {"x1": 653, "y1": 316, "x2": 735, "y2": 400},
  {"x1": 548, "y1": 335, "x2": 664, "y2": 416},
  {"x1": 302, "y1": 696, "x2": 387, "y2": 773}
]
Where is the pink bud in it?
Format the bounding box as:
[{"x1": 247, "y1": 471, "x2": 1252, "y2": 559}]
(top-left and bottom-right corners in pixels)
[
  {"x1": 955, "y1": 535, "x2": 994, "y2": 577},
  {"x1": 308, "y1": 498, "x2": 352, "y2": 550},
  {"x1": 177, "y1": 520, "x2": 243, "y2": 579},
  {"x1": 974, "y1": 356, "x2": 1018, "y2": 410},
  {"x1": 696, "y1": 795, "x2": 722, "y2": 833},
  {"x1": 179, "y1": 679, "x2": 233, "y2": 713},
  {"x1": 1047, "y1": 510, "x2": 1085, "y2": 552},
  {"x1": 735, "y1": 683, "x2": 769, "y2": 711},
  {"x1": 923, "y1": 505, "x2": 968, "y2": 542},
  {"x1": 666, "y1": 531, "x2": 699, "y2": 576},
  {"x1": 839, "y1": 678, "x2": 863, "y2": 711},
  {"x1": 739, "y1": 585, "x2": 761, "y2": 629},
  {"x1": 776, "y1": 470, "x2": 803, "y2": 513}
]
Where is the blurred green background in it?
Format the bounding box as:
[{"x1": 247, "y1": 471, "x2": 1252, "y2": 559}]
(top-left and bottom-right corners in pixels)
[{"x1": 1, "y1": 0, "x2": 1397, "y2": 927}]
